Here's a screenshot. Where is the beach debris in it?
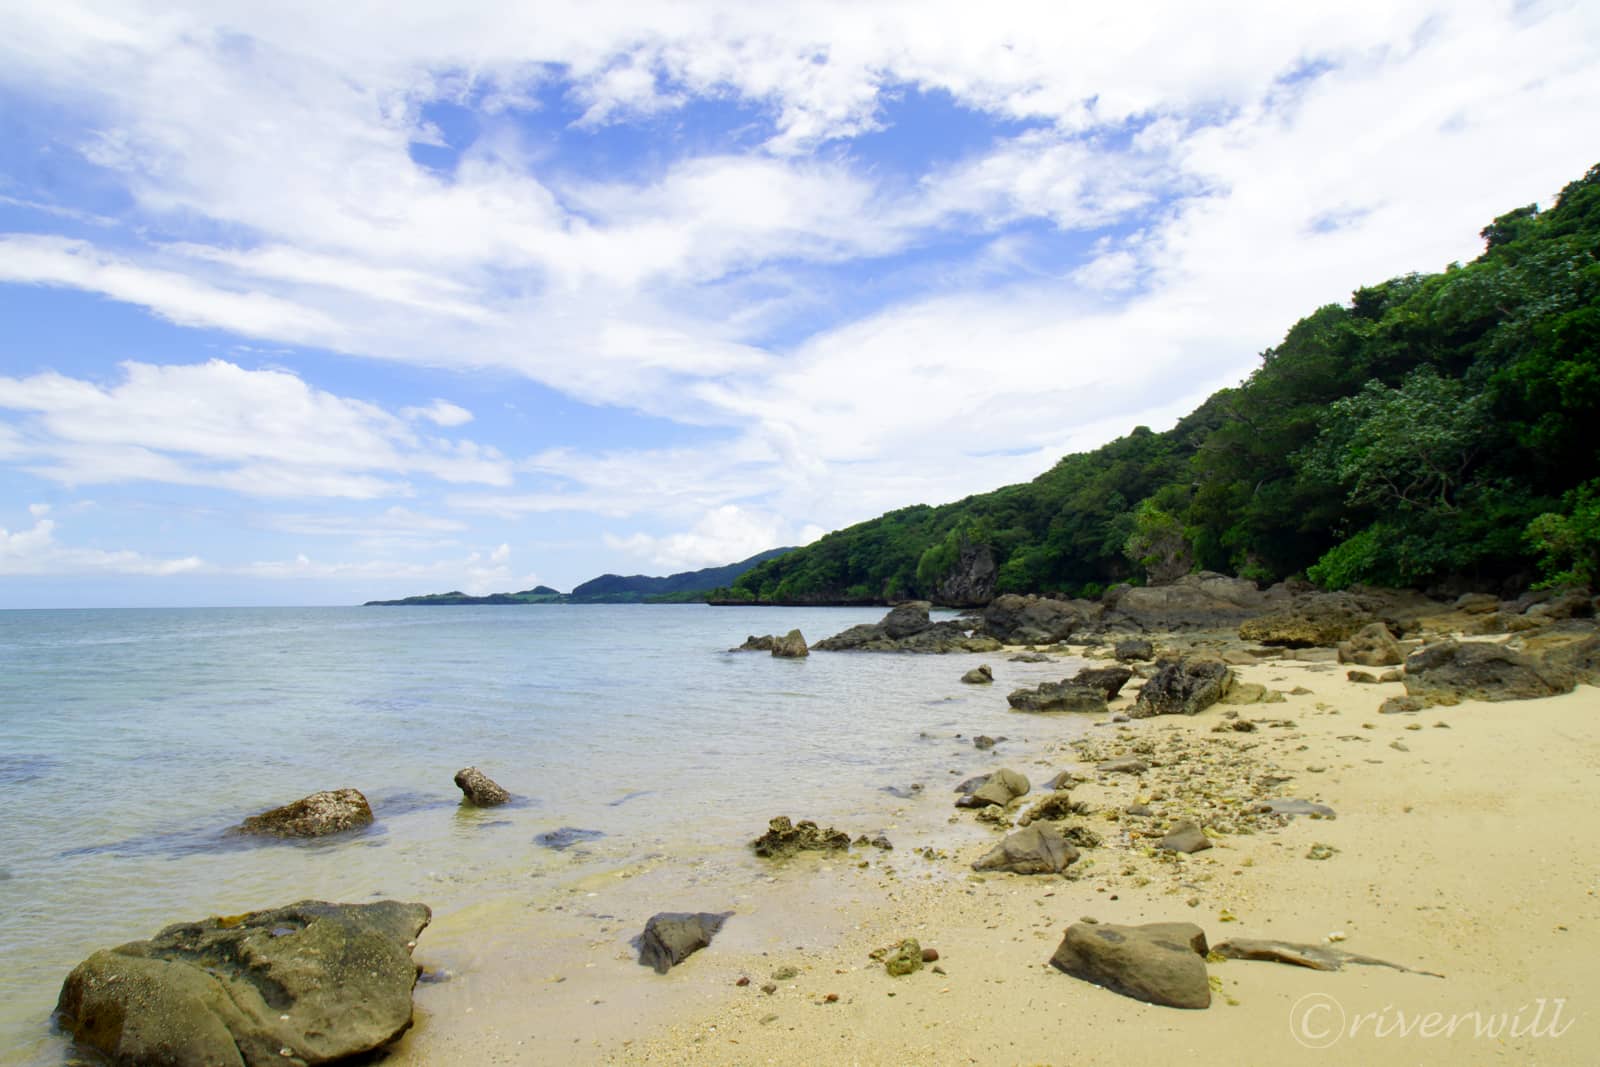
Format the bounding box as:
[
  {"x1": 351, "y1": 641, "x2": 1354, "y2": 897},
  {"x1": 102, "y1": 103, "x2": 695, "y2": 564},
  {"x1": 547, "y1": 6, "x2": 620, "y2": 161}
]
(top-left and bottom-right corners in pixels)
[
  {"x1": 853, "y1": 833, "x2": 894, "y2": 850},
  {"x1": 881, "y1": 939, "x2": 925, "y2": 977},
  {"x1": 535, "y1": 827, "x2": 606, "y2": 851},
  {"x1": 954, "y1": 768, "x2": 1030, "y2": 808},
  {"x1": 971, "y1": 824, "x2": 1080, "y2": 874},
  {"x1": 453, "y1": 766, "x2": 511, "y2": 807},
  {"x1": 1017, "y1": 790, "x2": 1090, "y2": 826},
  {"x1": 1156, "y1": 819, "x2": 1212, "y2": 854},
  {"x1": 771, "y1": 965, "x2": 800, "y2": 981},
  {"x1": 57, "y1": 900, "x2": 430, "y2": 1065},
  {"x1": 1402, "y1": 638, "x2": 1571, "y2": 704},
  {"x1": 770, "y1": 629, "x2": 808, "y2": 658},
  {"x1": 761, "y1": 983, "x2": 777, "y2": 995},
  {"x1": 1007, "y1": 680, "x2": 1107, "y2": 713},
  {"x1": 921, "y1": 947, "x2": 940, "y2": 963},
  {"x1": 1305, "y1": 843, "x2": 1339, "y2": 860},
  {"x1": 1211, "y1": 938, "x2": 1442, "y2": 977},
  {"x1": 1114, "y1": 638, "x2": 1156, "y2": 662},
  {"x1": 1338, "y1": 622, "x2": 1404, "y2": 666},
  {"x1": 234, "y1": 788, "x2": 374, "y2": 838},
  {"x1": 1049, "y1": 921, "x2": 1211, "y2": 1009},
  {"x1": 751, "y1": 817, "x2": 851, "y2": 858},
  {"x1": 961, "y1": 664, "x2": 994, "y2": 684},
  {"x1": 637, "y1": 912, "x2": 732, "y2": 974},
  {"x1": 1131, "y1": 658, "x2": 1233, "y2": 718}
]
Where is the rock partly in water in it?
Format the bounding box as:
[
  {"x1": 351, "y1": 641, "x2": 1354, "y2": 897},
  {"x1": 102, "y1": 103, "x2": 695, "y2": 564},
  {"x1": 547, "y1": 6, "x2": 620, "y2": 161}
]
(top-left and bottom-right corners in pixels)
[
  {"x1": 751, "y1": 817, "x2": 852, "y2": 858},
  {"x1": 770, "y1": 629, "x2": 809, "y2": 658},
  {"x1": 1071, "y1": 665, "x2": 1135, "y2": 700},
  {"x1": 955, "y1": 768, "x2": 1030, "y2": 808},
  {"x1": 961, "y1": 664, "x2": 994, "y2": 684},
  {"x1": 1130, "y1": 658, "x2": 1233, "y2": 718},
  {"x1": 971, "y1": 824, "x2": 1080, "y2": 874},
  {"x1": 733, "y1": 635, "x2": 776, "y2": 652},
  {"x1": 535, "y1": 827, "x2": 606, "y2": 850},
  {"x1": 1006, "y1": 681, "x2": 1107, "y2": 713},
  {"x1": 1338, "y1": 622, "x2": 1403, "y2": 667},
  {"x1": 1402, "y1": 639, "x2": 1573, "y2": 704},
  {"x1": 453, "y1": 767, "x2": 511, "y2": 807},
  {"x1": 637, "y1": 912, "x2": 732, "y2": 974},
  {"x1": 56, "y1": 900, "x2": 430, "y2": 1066},
  {"x1": 973, "y1": 734, "x2": 997, "y2": 750},
  {"x1": 813, "y1": 603, "x2": 999, "y2": 653},
  {"x1": 1156, "y1": 819, "x2": 1212, "y2": 853},
  {"x1": 980, "y1": 594, "x2": 1098, "y2": 644},
  {"x1": 234, "y1": 789, "x2": 373, "y2": 838},
  {"x1": 1049, "y1": 921, "x2": 1211, "y2": 1009}
]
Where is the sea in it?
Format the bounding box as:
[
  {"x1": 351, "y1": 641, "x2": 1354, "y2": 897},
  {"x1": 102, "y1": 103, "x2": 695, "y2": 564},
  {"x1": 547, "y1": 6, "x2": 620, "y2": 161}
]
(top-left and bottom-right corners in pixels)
[{"x1": 0, "y1": 605, "x2": 1090, "y2": 1064}]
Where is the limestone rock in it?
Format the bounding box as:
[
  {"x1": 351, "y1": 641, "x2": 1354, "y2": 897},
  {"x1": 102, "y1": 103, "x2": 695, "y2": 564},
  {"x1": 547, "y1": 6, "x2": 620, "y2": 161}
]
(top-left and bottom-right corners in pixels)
[
  {"x1": 1338, "y1": 622, "x2": 1403, "y2": 667},
  {"x1": 1245, "y1": 798, "x2": 1335, "y2": 818},
  {"x1": 770, "y1": 629, "x2": 808, "y2": 658},
  {"x1": 1402, "y1": 639, "x2": 1572, "y2": 704},
  {"x1": 1097, "y1": 757, "x2": 1149, "y2": 775},
  {"x1": 751, "y1": 817, "x2": 851, "y2": 858},
  {"x1": 638, "y1": 912, "x2": 732, "y2": 974},
  {"x1": 933, "y1": 542, "x2": 998, "y2": 607},
  {"x1": 956, "y1": 768, "x2": 1029, "y2": 808},
  {"x1": 1049, "y1": 921, "x2": 1211, "y2": 1009},
  {"x1": 1107, "y1": 572, "x2": 1267, "y2": 631},
  {"x1": 1156, "y1": 819, "x2": 1211, "y2": 853},
  {"x1": 1071, "y1": 665, "x2": 1134, "y2": 700},
  {"x1": 56, "y1": 900, "x2": 430, "y2": 1066},
  {"x1": 234, "y1": 789, "x2": 373, "y2": 838},
  {"x1": 1007, "y1": 681, "x2": 1107, "y2": 713},
  {"x1": 980, "y1": 594, "x2": 1098, "y2": 644},
  {"x1": 1130, "y1": 658, "x2": 1232, "y2": 718},
  {"x1": 883, "y1": 601, "x2": 935, "y2": 639},
  {"x1": 883, "y1": 939, "x2": 924, "y2": 977},
  {"x1": 1511, "y1": 622, "x2": 1600, "y2": 686},
  {"x1": 813, "y1": 605, "x2": 996, "y2": 653},
  {"x1": 971, "y1": 824, "x2": 1079, "y2": 874},
  {"x1": 734, "y1": 635, "x2": 776, "y2": 652},
  {"x1": 1114, "y1": 638, "x2": 1155, "y2": 662},
  {"x1": 453, "y1": 767, "x2": 511, "y2": 807},
  {"x1": 1239, "y1": 593, "x2": 1373, "y2": 648},
  {"x1": 961, "y1": 664, "x2": 994, "y2": 684}
]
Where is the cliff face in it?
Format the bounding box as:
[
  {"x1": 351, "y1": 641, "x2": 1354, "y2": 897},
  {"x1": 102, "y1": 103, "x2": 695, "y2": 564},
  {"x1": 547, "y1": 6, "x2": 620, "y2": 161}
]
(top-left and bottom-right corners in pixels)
[{"x1": 934, "y1": 542, "x2": 997, "y2": 607}]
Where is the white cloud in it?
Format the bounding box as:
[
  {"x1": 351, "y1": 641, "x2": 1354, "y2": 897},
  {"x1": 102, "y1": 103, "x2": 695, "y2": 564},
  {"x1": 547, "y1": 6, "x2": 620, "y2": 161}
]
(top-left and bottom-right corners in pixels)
[
  {"x1": 604, "y1": 504, "x2": 822, "y2": 572},
  {"x1": 0, "y1": 517, "x2": 202, "y2": 576},
  {"x1": 0, "y1": 360, "x2": 513, "y2": 498},
  {"x1": 402, "y1": 400, "x2": 474, "y2": 427}
]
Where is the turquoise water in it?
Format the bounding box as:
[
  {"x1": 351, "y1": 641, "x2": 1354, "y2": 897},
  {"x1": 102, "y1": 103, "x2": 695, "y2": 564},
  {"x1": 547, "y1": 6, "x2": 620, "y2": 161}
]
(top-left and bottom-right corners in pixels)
[{"x1": 0, "y1": 605, "x2": 1085, "y2": 1063}]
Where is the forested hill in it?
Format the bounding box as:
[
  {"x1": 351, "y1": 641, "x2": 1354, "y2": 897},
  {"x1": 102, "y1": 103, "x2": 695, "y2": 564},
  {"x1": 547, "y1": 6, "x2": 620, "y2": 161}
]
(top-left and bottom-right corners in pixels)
[
  {"x1": 568, "y1": 546, "x2": 795, "y2": 601},
  {"x1": 724, "y1": 162, "x2": 1600, "y2": 606}
]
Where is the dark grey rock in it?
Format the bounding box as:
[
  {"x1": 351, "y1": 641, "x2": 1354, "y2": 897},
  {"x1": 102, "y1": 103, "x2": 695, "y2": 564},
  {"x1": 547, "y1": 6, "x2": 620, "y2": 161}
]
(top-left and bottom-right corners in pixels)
[
  {"x1": 536, "y1": 827, "x2": 606, "y2": 850},
  {"x1": 1403, "y1": 639, "x2": 1572, "y2": 704},
  {"x1": 638, "y1": 912, "x2": 732, "y2": 974},
  {"x1": 1007, "y1": 681, "x2": 1107, "y2": 713},
  {"x1": 973, "y1": 734, "x2": 997, "y2": 750},
  {"x1": 1049, "y1": 921, "x2": 1211, "y2": 1009},
  {"x1": 234, "y1": 789, "x2": 373, "y2": 838},
  {"x1": 955, "y1": 768, "x2": 1029, "y2": 808},
  {"x1": 55, "y1": 900, "x2": 430, "y2": 1066},
  {"x1": 883, "y1": 601, "x2": 934, "y2": 639},
  {"x1": 961, "y1": 664, "x2": 994, "y2": 684},
  {"x1": 980, "y1": 594, "x2": 1099, "y2": 644},
  {"x1": 1114, "y1": 638, "x2": 1155, "y2": 662},
  {"x1": 971, "y1": 824, "x2": 1079, "y2": 874},
  {"x1": 1107, "y1": 572, "x2": 1267, "y2": 631},
  {"x1": 734, "y1": 635, "x2": 776, "y2": 652},
  {"x1": 1338, "y1": 622, "x2": 1403, "y2": 667},
  {"x1": 751, "y1": 817, "x2": 851, "y2": 858},
  {"x1": 1130, "y1": 658, "x2": 1232, "y2": 718},
  {"x1": 453, "y1": 766, "x2": 511, "y2": 807},
  {"x1": 1156, "y1": 819, "x2": 1211, "y2": 853},
  {"x1": 1071, "y1": 665, "x2": 1134, "y2": 700}
]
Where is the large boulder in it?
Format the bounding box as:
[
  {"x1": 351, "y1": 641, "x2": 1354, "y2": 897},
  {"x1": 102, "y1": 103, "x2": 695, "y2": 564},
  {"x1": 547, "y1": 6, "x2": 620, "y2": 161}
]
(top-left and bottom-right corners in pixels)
[
  {"x1": 980, "y1": 594, "x2": 1099, "y2": 644},
  {"x1": 1338, "y1": 622, "x2": 1403, "y2": 666},
  {"x1": 1107, "y1": 572, "x2": 1267, "y2": 631},
  {"x1": 55, "y1": 900, "x2": 431, "y2": 1066},
  {"x1": 750, "y1": 817, "x2": 851, "y2": 858},
  {"x1": 453, "y1": 767, "x2": 511, "y2": 807},
  {"x1": 883, "y1": 601, "x2": 934, "y2": 639},
  {"x1": 234, "y1": 788, "x2": 373, "y2": 838},
  {"x1": 1007, "y1": 681, "x2": 1107, "y2": 713},
  {"x1": 770, "y1": 629, "x2": 808, "y2": 657},
  {"x1": 1130, "y1": 658, "x2": 1233, "y2": 718},
  {"x1": 1071, "y1": 665, "x2": 1134, "y2": 700},
  {"x1": 733, "y1": 635, "x2": 776, "y2": 652},
  {"x1": 1510, "y1": 623, "x2": 1600, "y2": 686},
  {"x1": 1239, "y1": 592, "x2": 1373, "y2": 647},
  {"x1": 1402, "y1": 639, "x2": 1573, "y2": 704},
  {"x1": 961, "y1": 664, "x2": 994, "y2": 684},
  {"x1": 955, "y1": 768, "x2": 1030, "y2": 808},
  {"x1": 1049, "y1": 921, "x2": 1211, "y2": 1009},
  {"x1": 971, "y1": 824, "x2": 1079, "y2": 874},
  {"x1": 637, "y1": 912, "x2": 732, "y2": 974},
  {"x1": 1114, "y1": 638, "x2": 1155, "y2": 662}
]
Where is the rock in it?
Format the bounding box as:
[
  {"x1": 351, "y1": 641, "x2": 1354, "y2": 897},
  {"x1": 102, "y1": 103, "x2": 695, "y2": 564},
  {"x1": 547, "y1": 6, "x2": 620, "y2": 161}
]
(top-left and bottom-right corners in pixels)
[
  {"x1": 980, "y1": 594, "x2": 1100, "y2": 644},
  {"x1": 734, "y1": 635, "x2": 776, "y2": 652},
  {"x1": 770, "y1": 629, "x2": 809, "y2": 658},
  {"x1": 1510, "y1": 623, "x2": 1600, "y2": 686},
  {"x1": 1246, "y1": 798, "x2": 1336, "y2": 818},
  {"x1": 751, "y1": 817, "x2": 851, "y2": 858},
  {"x1": 1379, "y1": 695, "x2": 1425, "y2": 714},
  {"x1": 56, "y1": 900, "x2": 430, "y2": 1066},
  {"x1": 637, "y1": 912, "x2": 732, "y2": 974},
  {"x1": 971, "y1": 824, "x2": 1080, "y2": 874},
  {"x1": 1006, "y1": 681, "x2": 1107, "y2": 713},
  {"x1": 955, "y1": 768, "x2": 1029, "y2": 808},
  {"x1": 1097, "y1": 757, "x2": 1148, "y2": 775},
  {"x1": 1043, "y1": 771, "x2": 1085, "y2": 791},
  {"x1": 1049, "y1": 921, "x2": 1211, "y2": 1009},
  {"x1": 1071, "y1": 665, "x2": 1134, "y2": 700},
  {"x1": 973, "y1": 735, "x2": 996, "y2": 750},
  {"x1": 1130, "y1": 658, "x2": 1232, "y2": 718},
  {"x1": 1346, "y1": 670, "x2": 1378, "y2": 684},
  {"x1": 1107, "y1": 572, "x2": 1268, "y2": 631},
  {"x1": 921, "y1": 947, "x2": 940, "y2": 963},
  {"x1": 1018, "y1": 790, "x2": 1086, "y2": 825},
  {"x1": 1212, "y1": 938, "x2": 1440, "y2": 976},
  {"x1": 234, "y1": 788, "x2": 373, "y2": 838},
  {"x1": 1219, "y1": 680, "x2": 1283, "y2": 705},
  {"x1": 1454, "y1": 593, "x2": 1500, "y2": 615},
  {"x1": 933, "y1": 541, "x2": 998, "y2": 607},
  {"x1": 1402, "y1": 639, "x2": 1572, "y2": 704},
  {"x1": 453, "y1": 766, "x2": 511, "y2": 807},
  {"x1": 1239, "y1": 592, "x2": 1372, "y2": 647},
  {"x1": 883, "y1": 601, "x2": 935, "y2": 639},
  {"x1": 884, "y1": 939, "x2": 924, "y2": 977},
  {"x1": 1379, "y1": 669, "x2": 1404, "y2": 683},
  {"x1": 1114, "y1": 638, "x2": 1155, "y2": 662},
  {"x1": 1156, "y1": 819, "x2": 1211, "y2": 853},
  {"x1": 813, "y1": 606, "x2": 996, "y2": 653},
  {"x1": 535, "y1": 827, "x2": 605, "y2": 850},
  {"x1": 1009, "y1": 652, "x2": 1053, "y2": 663},
  {"x1": 1338, "y1": 622, "x2": 1403, "y2": 667},
  {"x1": 961, "y1": 664, "x2": 994, "y2": 684},
  {"x1": 953, "y1": 774, "x2": 992, "y2": 795}
]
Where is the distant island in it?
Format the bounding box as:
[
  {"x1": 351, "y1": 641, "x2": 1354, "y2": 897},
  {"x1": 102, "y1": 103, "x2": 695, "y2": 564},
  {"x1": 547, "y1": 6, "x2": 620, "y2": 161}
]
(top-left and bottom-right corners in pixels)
[{"x1": 364, "y1": 548, "x2": 793, "y2": 605}]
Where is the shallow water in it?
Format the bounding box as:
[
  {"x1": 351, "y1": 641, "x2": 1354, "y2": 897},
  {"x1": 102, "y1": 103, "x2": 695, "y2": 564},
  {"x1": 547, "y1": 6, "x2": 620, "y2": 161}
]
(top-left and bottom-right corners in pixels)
[{"x1": 0, "y1": 605, "x2": 1086, "y2": 1064}]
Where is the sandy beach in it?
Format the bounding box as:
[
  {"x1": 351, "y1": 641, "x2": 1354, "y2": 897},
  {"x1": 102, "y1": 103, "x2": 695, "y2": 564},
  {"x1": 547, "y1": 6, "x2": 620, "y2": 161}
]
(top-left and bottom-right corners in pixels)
[{"x1": 485, "y1": 643, "x2": 1600, "y2": 1066}]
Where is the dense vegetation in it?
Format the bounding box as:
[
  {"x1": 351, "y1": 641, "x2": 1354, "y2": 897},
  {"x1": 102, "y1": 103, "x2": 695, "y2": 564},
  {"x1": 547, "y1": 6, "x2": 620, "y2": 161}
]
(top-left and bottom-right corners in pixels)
[{"x1": 724, "y1": 163, "x2": 1600, "y2": 604}]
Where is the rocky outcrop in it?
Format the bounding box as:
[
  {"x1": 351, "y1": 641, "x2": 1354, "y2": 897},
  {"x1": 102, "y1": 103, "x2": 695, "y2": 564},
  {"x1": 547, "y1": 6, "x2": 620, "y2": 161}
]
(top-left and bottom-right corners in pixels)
[
  {"x1": 1114, "y1": 638, "x2": 1155, "y2": 662},
  {"x1": 961, "y1": 664, "x2": 994, "y2": 684},
  {"x1": 1402, "y1": 639, "x2": 1573, "y2": 704},
  {"x1": 1239, "y1": 591, "x2": 1375, "y2": 647},
  {"x1": 1338, "y1": 622, "x2": 1403, "y2": 666},
  {"x1": 1006, "y1": 681, "x2": 1106, "y2": 713},
  {"x1": 934, "y1": 542, "x2": 998, "y2": 607},
  {"x1": 954, "y1": 768, "x2": 1030, "y2": 808},
  {"x1": 1130, "y1": 658, "x2": 1232, "y2": 718},
  {"x1": 979, "y1": 594, "x2": 1099, "y2": 644},
  {"x1": 733, "y1": 635, "x2": 776, "y2": 651},
  {"x1": 750, "y1": 817, "x2": 851, "y2": 858},
  {"x1": 770, "y1": 629, "x2": 809, "y2": 657},
  {"x1": 453, "y1": 767, "x2": 511, "y2": 807},
  {"x1": 637, "y1": 912, "x2": 732, "y2": 974},
  {"x1": 56, "y1": 900, "x2": 430, "y2": 1066},
  {"x1": 234, "y1": 789, "x2": 373, "y2": 838},
  {"x1": 1106, "y1": 572, "x2": 1268, "y2": 631},
  {"x1": 1049, "y1": 921, "x2": 1211, "y2": 1009},
  {"x1": 813, "y1": 604, "x2": 1000, "y2": 653},
  {"x1": 970, "y1": 824, "x2": 1080, "y2": 874},
  {"x1": 1510, "y1": 622, "x2": 1600, "y2": 686}
]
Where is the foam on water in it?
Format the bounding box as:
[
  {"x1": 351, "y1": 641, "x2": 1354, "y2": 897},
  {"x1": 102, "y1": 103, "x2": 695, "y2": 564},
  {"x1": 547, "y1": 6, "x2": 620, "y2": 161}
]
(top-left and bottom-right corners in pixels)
[{"x1": 0, "y1": 605, "x2": 1087, "y2": 1064}]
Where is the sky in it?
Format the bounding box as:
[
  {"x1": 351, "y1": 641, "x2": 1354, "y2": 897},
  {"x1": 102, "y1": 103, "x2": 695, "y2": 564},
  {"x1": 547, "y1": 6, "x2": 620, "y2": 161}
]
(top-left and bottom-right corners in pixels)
[{"x1": 1, "y1": 2, "x2": 1598, "y2": 607}]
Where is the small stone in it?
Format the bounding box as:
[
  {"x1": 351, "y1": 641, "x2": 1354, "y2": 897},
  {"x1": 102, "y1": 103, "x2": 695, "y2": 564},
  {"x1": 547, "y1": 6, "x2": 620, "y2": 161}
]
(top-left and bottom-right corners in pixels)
[
  {"x1": 921, "y1": 948, "x2": 939, "y2": 963},
  {"x1": 884, "y1": 939, "x2": 924, "y2": 977},
  {"x1": 761, "y1": 983, "x2": 777, "y2": 995},
  {"x1": 736, "y1": 976, "x2": 750, "y2": 987},
  {"x1": 823, "y1": 992, "x2": 839, "y2": 1003},
  {"x1": 771, "y1": 965, "x2": 799, "y2": 981},
  {"x1": 1306, "y1": 843, "x2": 1338, "y2": 861}
]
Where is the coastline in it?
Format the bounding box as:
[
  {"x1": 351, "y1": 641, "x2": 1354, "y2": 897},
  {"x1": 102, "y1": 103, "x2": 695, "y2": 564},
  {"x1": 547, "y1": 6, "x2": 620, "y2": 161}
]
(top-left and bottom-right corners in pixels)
[{"x1": 393, "y1": 641, "x2": 1598, "y2": 1066}]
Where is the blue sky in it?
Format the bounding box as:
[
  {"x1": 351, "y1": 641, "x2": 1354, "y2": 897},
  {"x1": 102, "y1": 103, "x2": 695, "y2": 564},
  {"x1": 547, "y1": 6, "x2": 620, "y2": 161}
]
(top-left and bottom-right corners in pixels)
[{"x1": 2, "y1": 1, "x2": 1598, "y2": 607}]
